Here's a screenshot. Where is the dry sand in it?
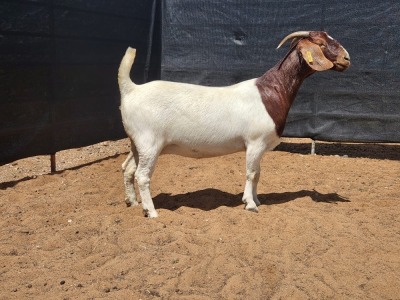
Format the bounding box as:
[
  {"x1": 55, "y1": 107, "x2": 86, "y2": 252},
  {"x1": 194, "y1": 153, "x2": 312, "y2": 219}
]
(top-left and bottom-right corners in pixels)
[{"x1": 1, "y1": 138, "x2": 399, "y2": 299}]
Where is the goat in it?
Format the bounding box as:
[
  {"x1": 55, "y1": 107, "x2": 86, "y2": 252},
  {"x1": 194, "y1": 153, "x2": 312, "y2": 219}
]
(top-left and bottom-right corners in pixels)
[{"x1": 118, "y1": 31, "x2": 350, "y2": 218}]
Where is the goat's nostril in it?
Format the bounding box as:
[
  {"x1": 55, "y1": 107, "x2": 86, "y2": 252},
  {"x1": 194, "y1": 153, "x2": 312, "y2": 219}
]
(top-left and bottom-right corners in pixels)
[{"x1": 344, "y1": 56, "x2": 350, "y2": 61}]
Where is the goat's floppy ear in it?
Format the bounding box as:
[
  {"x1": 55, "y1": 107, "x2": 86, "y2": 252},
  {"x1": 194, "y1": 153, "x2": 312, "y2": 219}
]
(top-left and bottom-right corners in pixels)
[{"x1": 297, "y1": 39, "x2": 334, "y2": 71}]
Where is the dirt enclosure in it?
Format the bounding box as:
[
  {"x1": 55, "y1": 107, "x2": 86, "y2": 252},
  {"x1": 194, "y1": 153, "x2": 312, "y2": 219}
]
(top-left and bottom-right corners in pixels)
[{"x1": 1, "y1": 138, "x2": 399, "y2": 299}]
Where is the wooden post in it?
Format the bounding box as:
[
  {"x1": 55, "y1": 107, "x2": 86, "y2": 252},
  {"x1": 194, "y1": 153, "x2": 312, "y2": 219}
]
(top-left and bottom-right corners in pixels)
[{"x1": 50, "y1": 153, "x2": 56, "y2": 173}]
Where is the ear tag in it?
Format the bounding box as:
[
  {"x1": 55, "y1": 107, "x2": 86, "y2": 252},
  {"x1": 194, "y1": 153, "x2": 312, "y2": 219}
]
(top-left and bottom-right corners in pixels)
[{"x1": 306, "y1": 51, "x2": 313, "y2": 63}]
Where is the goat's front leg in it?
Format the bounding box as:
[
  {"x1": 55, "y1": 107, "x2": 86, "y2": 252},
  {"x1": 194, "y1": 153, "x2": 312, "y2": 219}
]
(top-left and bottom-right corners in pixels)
[{"x1": 242, "y1": 145, "x2": 264, "y2": 212}]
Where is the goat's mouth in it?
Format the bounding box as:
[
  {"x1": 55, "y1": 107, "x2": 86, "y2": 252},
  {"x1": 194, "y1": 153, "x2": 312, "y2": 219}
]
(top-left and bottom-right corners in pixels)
[
  {"x1": 334, "y1": 61, "x2": 350, "y2": 71},
  {"x1": 334, "y1": 55, "x2": 351, "y2": 71}
]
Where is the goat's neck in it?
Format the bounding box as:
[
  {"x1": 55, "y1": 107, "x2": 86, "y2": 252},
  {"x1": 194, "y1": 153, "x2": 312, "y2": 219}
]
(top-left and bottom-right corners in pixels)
[{"x1": 255, "y1": 50, "x2": 315, "y2": 136}]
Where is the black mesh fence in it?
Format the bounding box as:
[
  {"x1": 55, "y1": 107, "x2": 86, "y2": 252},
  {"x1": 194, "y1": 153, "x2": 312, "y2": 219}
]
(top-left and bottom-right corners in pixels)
[
  {"x1": 0, "y1": 0, "x2": 160, "y2": 164},
  {"x1": 1, "y1": 0, "x2": 399, "y2": 164},
  {"x1": 161, "y1": 0, "x2": 400, "y2": 143}
]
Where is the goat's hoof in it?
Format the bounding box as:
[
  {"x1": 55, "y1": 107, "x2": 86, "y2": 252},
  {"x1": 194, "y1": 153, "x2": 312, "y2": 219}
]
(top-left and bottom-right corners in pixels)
[
  {"x1": 144, "y1": 209, "x2": 158, "y2": 218},
  {"x1": 245, "y1": 204, "x2": 259, "y2": 213},
  {"x1": 254, "y1": 198, "x2": 261, "y2": 206},
  {"x1": 125, "y1": 199, "x2": 139, "y2": 207}
]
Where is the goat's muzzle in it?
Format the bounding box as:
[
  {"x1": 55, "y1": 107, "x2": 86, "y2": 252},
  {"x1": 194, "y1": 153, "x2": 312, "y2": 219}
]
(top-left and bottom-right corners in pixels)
[{"x1": 334, "y1": 49, "x2": 351, "y2": 71}]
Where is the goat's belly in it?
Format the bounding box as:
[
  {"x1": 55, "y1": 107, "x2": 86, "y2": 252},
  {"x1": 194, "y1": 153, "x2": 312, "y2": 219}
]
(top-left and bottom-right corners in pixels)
[{"x1": 161, "y1": 139, "x2": 246, "y2": 158}]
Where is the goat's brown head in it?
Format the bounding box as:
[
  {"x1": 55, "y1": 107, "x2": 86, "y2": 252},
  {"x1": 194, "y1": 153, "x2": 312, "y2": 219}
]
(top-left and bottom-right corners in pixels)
[{"x1": 277, "y1": 31, "x2": 350, "y2": 72}]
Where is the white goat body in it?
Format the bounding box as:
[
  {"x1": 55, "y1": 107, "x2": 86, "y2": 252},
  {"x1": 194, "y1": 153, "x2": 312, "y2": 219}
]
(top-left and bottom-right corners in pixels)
[
  {"x1": 121, "y1": 76, "x2": 280, "y2": 159},
  {"x1": 118, "y1": 31, "x2": 350, "y2": 218},
  {"x1": 119, "y1": 48, "x2": 279, "y2": 218}
]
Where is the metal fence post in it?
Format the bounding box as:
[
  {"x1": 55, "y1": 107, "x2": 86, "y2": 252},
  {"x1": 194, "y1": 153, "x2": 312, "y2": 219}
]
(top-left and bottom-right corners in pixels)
[
  {"x1": 311, "y1": 140, "x2": 316, "y2": 155},
  {"x1": 50, "y1": 153, "x2": 56, "y2": 173}
]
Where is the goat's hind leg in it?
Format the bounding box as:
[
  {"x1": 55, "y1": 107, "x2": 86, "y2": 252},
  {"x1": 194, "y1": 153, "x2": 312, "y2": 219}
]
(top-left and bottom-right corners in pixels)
[
  {"x1": 122, "y1": 142, "x2": 139, "y2": 207},
  {"x1": 135, "y1": 148, "x2": 160, "y2": 218},
  {"x1": 253, "y1": 171, "x2": 261, "y2": 206}
]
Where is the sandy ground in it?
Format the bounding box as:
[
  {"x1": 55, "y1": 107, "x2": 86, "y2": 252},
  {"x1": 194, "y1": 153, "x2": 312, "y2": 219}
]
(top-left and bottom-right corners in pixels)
[{"x1": 0, "y1": 138, "x2": 399, "y2": 299}]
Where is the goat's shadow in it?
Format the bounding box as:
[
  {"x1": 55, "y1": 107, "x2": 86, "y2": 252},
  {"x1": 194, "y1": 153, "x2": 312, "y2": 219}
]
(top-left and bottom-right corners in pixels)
[{"x1": 153, "y1": 188, "x2": 349, "y2": 211}]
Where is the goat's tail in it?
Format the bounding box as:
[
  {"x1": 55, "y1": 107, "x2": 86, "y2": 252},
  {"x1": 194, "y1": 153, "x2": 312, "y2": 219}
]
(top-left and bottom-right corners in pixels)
[{"x1": 118, "y1": 47, "x2": 136, "y2": 96}]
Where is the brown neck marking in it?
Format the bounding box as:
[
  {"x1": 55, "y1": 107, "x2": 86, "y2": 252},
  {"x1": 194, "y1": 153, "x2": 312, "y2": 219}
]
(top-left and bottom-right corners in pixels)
[{"x1": 255, "y1": 49, "x2": 315, "y2": 136}]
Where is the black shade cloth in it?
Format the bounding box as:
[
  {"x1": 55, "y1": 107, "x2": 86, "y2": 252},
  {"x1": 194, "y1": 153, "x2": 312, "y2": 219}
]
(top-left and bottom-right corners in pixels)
[
  {"x1": 161, "y1": 0, "x2": 400, "y2": 143},
  {"x1": 1, "y1": 0, "x2": 399, "y2": 164},
  {"x1": 0, "y1": 0, "x2": 160, "y2": 164}
]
